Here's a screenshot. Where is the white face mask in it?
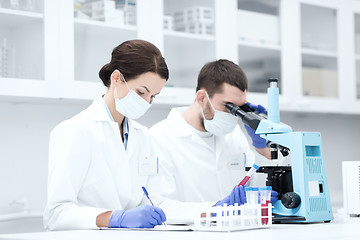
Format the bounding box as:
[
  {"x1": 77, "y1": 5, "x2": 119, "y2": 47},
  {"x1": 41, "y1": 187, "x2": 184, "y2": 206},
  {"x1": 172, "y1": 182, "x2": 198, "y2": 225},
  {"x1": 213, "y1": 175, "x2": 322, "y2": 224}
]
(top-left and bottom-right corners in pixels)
[
  {"x1": 201, "y1": 92, "x2": 238, "y2": 136},
  {"x1": 114, "y1": 74, "x2": 151, "y2": 119}
]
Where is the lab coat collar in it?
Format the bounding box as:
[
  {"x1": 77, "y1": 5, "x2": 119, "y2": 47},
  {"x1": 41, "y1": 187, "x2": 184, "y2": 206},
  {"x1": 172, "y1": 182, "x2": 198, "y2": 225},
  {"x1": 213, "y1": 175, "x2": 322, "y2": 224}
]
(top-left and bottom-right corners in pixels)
[
  {"x1": 168, "y1": 107, "x2": 219, "y2": 152},
  {"x1": 88, "y1": 98, "x2": 115, "y2": 122},
  {"x1": 167, "y1": 107, "x2": 197, "y2": 137},
  {"x1": 89, "y1": 97, "x2": 143, "y2": 130}
]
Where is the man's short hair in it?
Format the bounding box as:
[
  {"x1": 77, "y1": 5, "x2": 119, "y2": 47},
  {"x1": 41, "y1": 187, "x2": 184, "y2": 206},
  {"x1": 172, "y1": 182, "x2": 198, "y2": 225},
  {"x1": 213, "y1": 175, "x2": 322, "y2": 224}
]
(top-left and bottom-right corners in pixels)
[{"x1": 196, "y1": 59, "x2": 248, "y2": 97}]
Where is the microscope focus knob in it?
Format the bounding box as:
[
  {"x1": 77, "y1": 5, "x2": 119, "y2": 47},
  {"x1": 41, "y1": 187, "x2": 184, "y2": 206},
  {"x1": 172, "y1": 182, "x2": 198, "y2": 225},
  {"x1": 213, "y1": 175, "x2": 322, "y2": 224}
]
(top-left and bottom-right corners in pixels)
[{"x1": 281, "y1": 192, "x2": 301, "y2": 209}]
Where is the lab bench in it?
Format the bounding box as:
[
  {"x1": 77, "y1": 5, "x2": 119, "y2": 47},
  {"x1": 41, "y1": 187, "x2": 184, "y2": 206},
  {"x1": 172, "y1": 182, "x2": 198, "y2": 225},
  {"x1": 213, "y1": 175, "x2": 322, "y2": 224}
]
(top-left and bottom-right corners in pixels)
[{"x1": 0, "y1": 214, "x2": 359, "y2": 240}]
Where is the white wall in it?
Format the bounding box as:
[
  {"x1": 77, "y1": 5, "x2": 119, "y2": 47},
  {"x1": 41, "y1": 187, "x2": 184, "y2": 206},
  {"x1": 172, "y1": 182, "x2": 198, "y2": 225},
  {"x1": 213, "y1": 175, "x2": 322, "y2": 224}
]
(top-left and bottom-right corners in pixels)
[{"x1": 0, "y1": 100, "x2": 359, "y2": 232}]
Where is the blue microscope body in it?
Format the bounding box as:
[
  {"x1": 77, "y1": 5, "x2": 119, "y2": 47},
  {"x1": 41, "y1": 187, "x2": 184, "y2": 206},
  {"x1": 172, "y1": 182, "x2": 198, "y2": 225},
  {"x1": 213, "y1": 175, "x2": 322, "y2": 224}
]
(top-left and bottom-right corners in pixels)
[{"x1": 227, "y1": 79, "x2": 333, "y2": 223}]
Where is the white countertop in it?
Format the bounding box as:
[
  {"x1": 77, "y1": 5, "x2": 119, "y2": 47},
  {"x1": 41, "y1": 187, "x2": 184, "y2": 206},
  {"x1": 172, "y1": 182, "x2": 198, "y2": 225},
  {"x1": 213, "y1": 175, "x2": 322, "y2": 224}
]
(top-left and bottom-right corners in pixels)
[{"x1": 0, "y1": 214, "x2": 359, "y2": 240}]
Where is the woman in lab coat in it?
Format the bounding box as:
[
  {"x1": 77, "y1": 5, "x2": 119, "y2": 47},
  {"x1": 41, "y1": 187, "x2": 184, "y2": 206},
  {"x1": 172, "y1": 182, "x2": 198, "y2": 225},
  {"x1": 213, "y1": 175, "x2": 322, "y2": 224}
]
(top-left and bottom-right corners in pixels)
[{"x1": 43, "y1": 40, "x2": 168, "y2": 230}]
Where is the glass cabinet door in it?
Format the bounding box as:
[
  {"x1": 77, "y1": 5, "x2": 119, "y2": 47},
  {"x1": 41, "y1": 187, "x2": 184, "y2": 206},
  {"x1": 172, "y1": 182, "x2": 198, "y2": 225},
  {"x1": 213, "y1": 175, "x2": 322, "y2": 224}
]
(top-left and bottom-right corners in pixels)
[
  {"x1": 73, "y1": 0, "x2": 137, "y2": 82},
  {"x1": 237, "y1": 0, "x2": 281, "y2": 94},
  {"x1": 301, "y1": 4, "x2": 338, "y2": 98},
  {"x1": 0, "y1": 0, "x2": 44, "y2": 80},
  {"x1": 355, "y1": 13, "x2": 360, "y2": 99},
  {"x1": 163, "y1": 0, "x2": 216, "y2": 89}
]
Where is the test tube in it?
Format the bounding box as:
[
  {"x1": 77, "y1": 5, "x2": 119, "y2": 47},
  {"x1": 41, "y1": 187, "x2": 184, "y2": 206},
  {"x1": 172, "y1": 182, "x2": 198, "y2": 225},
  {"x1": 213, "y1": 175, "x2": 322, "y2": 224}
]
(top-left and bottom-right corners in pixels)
[
  {"x1": 245, "y1": 187, "x2": 259, "y2": 225},
  {"x1": 245, "y1": 187, "x2": 258, "y2": 205},
  {"x1": 260, "y1": 186, "x2": 272, "y2": 225},
  {"x1": 238, "y1": 163, "x2": 260, "y2": 186}
]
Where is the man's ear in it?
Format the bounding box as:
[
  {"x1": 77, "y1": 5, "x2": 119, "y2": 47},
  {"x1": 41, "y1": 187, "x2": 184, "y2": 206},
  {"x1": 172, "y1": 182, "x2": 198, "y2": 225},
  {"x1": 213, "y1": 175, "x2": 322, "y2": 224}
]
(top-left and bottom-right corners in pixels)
[{"x1": 196, "y1": 89, "x2": 207, "y2": 107}]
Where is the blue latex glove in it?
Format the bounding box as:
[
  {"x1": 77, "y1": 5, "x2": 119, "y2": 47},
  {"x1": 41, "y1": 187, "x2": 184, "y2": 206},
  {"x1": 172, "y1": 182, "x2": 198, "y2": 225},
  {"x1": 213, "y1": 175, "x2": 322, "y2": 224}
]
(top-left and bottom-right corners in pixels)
[
  {"x1": 271, "y1": 190, "x2": 279, "y2": 203},
  {"x1": 244, "y1": 102, "x2": 268, "y2": 148},
  {"x1": 109, "y1": 205, "x2": 166, "y2": 228},
  {"x1": 214, "y1": 185, "x2": 247, "y2": 206},
  {"x1": 247, "y1": 102, "x2": 268, "y2": 115}
]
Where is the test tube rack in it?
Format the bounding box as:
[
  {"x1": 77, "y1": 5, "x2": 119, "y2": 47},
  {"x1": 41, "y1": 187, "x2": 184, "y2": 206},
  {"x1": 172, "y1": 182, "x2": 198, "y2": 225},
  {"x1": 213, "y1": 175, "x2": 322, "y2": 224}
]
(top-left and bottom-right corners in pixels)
[{"x1": 194, "y1": 203, "x2": 272, "y2": 232}]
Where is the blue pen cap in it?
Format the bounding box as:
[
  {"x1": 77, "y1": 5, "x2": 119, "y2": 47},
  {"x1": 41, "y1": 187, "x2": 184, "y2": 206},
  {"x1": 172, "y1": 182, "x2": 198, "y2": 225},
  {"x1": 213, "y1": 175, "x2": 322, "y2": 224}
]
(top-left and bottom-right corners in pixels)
[
  {"x1": 252, "y1": 163, "x2": 260, "y2": 170},
  {"x1": 142, "y1": 186, "x2": 149, "y2": 196}
]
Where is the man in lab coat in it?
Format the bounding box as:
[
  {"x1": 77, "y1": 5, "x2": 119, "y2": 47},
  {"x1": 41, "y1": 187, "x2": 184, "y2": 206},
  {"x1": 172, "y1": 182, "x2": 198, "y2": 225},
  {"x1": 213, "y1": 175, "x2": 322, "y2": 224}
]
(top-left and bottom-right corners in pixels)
[{"x1": 148, "y1": 59, "x2": 271, "y2": 222}]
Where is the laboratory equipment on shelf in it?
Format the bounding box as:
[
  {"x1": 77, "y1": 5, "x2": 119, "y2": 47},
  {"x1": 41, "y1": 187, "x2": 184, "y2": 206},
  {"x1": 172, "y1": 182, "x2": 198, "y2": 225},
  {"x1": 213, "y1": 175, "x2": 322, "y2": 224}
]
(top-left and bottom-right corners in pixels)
[
  {"x1": 226, "y1": 78, "x2": 333, "y2": 223},
  {"x1": 1, "y1": 38, "x2": 10, "y2": 78},
  {"x1": 238, "y1": 163, "x2": 260, "y2": 186}
]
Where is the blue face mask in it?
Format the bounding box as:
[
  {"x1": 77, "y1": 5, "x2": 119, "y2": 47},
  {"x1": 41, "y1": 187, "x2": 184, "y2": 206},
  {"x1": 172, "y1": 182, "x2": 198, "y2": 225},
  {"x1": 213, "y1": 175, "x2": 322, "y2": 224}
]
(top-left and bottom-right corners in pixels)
[
  {"x1": 114, "y1": 74, "x2": 151, "y2": 119},
  {"x1": 201, "y1": 92, "x2": 238, "y2": 136}
]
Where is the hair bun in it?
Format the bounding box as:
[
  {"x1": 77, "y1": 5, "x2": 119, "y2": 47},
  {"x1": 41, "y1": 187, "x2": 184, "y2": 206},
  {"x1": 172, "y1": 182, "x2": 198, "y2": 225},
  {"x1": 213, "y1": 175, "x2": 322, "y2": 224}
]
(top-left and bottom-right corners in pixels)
[{"x1": 99, "y1": 63, "x2": 111, "y2": 87}]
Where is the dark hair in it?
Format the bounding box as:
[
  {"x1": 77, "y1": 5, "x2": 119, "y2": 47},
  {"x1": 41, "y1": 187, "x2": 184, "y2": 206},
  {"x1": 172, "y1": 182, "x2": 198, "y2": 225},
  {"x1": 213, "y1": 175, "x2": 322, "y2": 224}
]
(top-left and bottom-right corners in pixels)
[
  {"x1": 196, "y1": 59, "x2": 248, "y2": 97},
  {"x1": 99, "y1": 39, "x2": 169, "y2": 87}
]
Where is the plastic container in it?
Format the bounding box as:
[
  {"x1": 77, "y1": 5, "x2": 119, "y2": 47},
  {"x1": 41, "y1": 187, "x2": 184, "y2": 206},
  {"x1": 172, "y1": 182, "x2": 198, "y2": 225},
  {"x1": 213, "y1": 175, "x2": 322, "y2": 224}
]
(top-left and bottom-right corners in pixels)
[
  {"x1": 260, "y1": 186, "x2": 272, "y2": 224},
  {"x1": 245, "y1": 187, "x2": 259, "y2": 205}
]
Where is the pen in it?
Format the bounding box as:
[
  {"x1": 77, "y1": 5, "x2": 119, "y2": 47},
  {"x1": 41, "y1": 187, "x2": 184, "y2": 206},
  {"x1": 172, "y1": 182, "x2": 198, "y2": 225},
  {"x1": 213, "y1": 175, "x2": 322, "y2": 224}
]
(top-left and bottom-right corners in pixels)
[{"x1": 141, "y1": 186, "x2": 166, "y2": 226}]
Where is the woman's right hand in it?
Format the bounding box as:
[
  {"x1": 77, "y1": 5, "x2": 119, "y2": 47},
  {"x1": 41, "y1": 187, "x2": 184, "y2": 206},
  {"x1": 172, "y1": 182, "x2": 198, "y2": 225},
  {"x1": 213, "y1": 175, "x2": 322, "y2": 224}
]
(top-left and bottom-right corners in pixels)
[{"x1": 108, "y1": 205, "x2": 166, "y2": 228}]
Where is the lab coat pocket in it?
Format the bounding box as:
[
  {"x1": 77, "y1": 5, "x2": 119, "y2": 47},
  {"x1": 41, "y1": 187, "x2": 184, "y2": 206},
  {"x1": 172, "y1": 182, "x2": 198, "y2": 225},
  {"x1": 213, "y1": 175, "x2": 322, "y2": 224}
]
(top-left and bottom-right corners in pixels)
[
  {"x1": 227, "y1": 152, "x2": 245, "y2": 170},
  {"x1": 138, "y1": 155, "x2": 158, "y2": 176}
]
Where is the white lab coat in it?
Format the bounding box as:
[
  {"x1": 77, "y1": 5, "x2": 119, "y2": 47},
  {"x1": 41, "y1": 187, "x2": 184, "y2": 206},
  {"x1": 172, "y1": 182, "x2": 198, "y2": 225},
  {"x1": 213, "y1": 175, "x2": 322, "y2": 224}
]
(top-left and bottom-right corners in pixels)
[
  {"x1": 43, "y1": 98, "x2": 157, "y2": 230},
  {"x1": 147, "y1": 107, "x2": 255, "y2": 222}
]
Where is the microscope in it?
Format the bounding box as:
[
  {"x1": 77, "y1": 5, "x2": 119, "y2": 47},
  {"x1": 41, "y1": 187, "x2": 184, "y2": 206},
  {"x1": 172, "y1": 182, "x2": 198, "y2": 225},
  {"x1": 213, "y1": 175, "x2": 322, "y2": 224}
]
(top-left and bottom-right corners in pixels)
[{"x1": 226, "y1": 79, "x2": 333, "y2": 223}]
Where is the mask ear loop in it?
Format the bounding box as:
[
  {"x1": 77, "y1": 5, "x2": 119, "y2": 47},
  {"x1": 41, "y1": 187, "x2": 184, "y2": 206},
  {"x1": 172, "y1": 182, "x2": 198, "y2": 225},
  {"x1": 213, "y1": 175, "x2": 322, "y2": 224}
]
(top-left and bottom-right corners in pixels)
[
  {"x1": 119, "y1": 71, "x2": 131, "y2": 91},
  {"x1": 201, "y1": 91, "x2": 216, "y2": 121},
  {"x1": 114, "y1": 71, "x2": 130, "y2": 101},
  {"x1": 205, "y1": 91, "x2": 216, "y2": 112}
]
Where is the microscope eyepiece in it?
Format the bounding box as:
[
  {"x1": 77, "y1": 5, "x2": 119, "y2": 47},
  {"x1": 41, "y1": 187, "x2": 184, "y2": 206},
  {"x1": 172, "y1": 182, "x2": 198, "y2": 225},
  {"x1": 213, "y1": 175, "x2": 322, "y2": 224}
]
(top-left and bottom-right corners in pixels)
[
  {"x1": 225, "y1": 103, "x2": 265, "y2": 131},
  {"x1": 268, "y1": 78, "x2": 278, "y2": 83},
  {"x1": 268, "y1": 78, "x2": 278, "y2": 88}
]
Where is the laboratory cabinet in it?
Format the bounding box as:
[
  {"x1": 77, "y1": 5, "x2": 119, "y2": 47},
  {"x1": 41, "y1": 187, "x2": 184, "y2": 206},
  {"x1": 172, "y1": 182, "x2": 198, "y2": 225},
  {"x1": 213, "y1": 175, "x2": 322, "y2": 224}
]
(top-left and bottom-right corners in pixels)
[
  {"x1": 0, "y1": 0, "x2": 56, "y2": 98},
  {"x1": 0, "y1": 0, "x2": 360, "y2": 114}
]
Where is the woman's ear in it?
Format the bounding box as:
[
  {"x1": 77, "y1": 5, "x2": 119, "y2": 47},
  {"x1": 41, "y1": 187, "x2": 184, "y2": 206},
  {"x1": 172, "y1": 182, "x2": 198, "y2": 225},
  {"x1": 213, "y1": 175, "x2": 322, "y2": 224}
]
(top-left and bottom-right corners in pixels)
[{"x1": 110, "y1": 69, "x2": 122, "y2": 86}]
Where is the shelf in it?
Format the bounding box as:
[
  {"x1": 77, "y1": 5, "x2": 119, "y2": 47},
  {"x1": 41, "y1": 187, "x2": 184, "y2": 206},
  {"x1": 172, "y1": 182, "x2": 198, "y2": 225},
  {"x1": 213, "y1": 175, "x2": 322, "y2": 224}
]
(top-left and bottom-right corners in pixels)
[
  {"x1": 245, "y1": 94, "x2": 360, "y2": 115},
  {"x1": 237, "y1": 40, "x2": 281, "y2": 51},
  {"x1": 164, "y1": 30, "x2": 215, "y2": 42},
  {"x1": 61, "y1": 81, "x2": 107, "y2": 100},
  {"x1": 154, "y1": 86, "x2": 195, "y2": 105},
  {"x1": 0, "y1": 78, "x2": 48, "y2": 98},
  {"x1": 0, "y1": 95, "x2": 92, "y2": 106},
  {"x1": 74, "y1": 18, "x2": 137, "y2": 31},
  {"x1": 302, "y1": 52, "x2": 337, "y2": 69},
  {"x1": 0, "y1": 8, "x2": 43, "y2": 27},
  {"x1": 301, "y1": 48, "x2": 337, "y2": 58},
  {"x1": 291, "y1": 96, "x2": 360, "y2": 114}
]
